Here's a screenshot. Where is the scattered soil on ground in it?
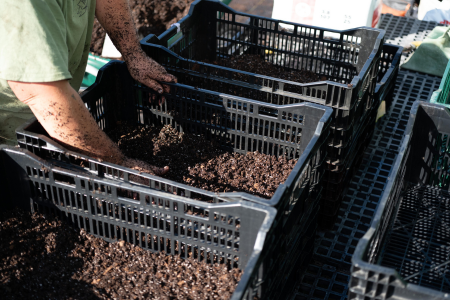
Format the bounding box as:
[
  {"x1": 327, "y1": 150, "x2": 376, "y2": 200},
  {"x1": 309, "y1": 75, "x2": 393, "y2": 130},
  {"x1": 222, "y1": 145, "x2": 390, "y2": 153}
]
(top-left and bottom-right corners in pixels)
[
  {"x1": 0, "y1": 209, "x2": 241, "y2": 299},
  {"x1": 107, "y1": 123, "x2": 296, "y2": 199},
  {"x1": 91, "y1": 0, "x2": 195, "y2": 56}
]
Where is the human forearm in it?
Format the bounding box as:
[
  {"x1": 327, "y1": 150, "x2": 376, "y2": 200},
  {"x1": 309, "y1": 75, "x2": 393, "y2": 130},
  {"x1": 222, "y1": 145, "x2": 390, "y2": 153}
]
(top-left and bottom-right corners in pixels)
[
  {"x1": 95, "y1": 0, "x2": 141, "y2": 60},
  {"x1": 8, "y1": 80, "x2": 124, "y2": 164},
  {"x1": 95, "y1": 0, "x2": 176, "y2": 94}
]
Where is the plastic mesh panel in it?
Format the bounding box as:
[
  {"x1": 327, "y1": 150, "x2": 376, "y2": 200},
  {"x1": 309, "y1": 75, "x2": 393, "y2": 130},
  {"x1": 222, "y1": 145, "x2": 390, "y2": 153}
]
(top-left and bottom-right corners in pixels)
[{"x1": 380, "y1": 185, "x2": 450, "y2": 292}]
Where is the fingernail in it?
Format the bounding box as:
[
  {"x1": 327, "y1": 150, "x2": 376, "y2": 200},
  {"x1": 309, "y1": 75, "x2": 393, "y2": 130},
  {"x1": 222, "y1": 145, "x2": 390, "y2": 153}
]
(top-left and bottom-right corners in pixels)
[{"x1": 158, "y1": 89, "x2": 163, "y2": 94}]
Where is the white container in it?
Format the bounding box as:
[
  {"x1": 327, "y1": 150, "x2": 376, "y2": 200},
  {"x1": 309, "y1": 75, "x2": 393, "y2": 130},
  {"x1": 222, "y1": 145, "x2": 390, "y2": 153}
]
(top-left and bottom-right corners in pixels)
[{"x1": 272, "y1": 0, "x2": 382, "y2": 30}]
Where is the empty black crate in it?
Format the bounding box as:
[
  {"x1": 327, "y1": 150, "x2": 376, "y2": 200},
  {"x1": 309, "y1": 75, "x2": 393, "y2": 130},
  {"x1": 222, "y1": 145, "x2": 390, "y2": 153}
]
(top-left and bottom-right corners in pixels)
[
  {"x1": 140, "y1": 0, "x2": 385, "y2": 155},
  {"x1": 351, "y1": 101, "x2": 450, "y2": 299},
  {"x1": 0, "y1": 145, "x2": 279, "y2": 300}
]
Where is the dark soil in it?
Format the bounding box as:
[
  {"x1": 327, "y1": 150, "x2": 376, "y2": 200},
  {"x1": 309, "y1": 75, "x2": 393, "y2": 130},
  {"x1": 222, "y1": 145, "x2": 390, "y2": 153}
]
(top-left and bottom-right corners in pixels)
[
  {"x1": 212, "y1": 54, "x2": 321, "y2": 84},
  {"x1": 91, "y1": 0, "x2": 195, "y2": 56},
  {"x1": 108, "y1": 123, "x2": 296, "y2": 199},
  {"x1": 0, "y1": 209, "x2": 241, "y2": 300},
  {"x1": 171, "y1": 54, "x2": 323, "y2": 103}
]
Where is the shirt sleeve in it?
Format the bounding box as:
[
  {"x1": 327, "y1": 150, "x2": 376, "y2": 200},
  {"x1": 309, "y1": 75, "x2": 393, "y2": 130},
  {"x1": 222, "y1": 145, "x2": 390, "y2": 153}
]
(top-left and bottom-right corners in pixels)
[{"x1": 0, "y1": 0, "x2": 72, "y2": 82}]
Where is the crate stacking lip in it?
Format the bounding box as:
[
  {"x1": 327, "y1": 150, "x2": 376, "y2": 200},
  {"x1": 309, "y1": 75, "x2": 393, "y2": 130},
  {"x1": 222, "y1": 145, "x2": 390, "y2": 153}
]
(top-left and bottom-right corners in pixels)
[
  {"x1": 15, "y1": 61, "x2": 332, "y2": 299},
  {"x1": 140, "y1": 0, "x2": 385, "y2": 141},
  {"x1": 351, "y1": 101, "x2": 450, "y2": 300},
  {"x1": 0, "y1": 145, "x2": 278, "y2": 300}
]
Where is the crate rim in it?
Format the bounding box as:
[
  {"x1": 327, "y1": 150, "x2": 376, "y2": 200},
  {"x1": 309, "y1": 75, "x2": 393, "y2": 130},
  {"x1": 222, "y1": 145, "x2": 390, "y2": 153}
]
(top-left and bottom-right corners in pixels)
[
  {"x1": 351, "y1": 101, "x2": 450, "y2": 299},
  {"x1": 16, "y1": 60, "x2": 333, "y2": 209}
]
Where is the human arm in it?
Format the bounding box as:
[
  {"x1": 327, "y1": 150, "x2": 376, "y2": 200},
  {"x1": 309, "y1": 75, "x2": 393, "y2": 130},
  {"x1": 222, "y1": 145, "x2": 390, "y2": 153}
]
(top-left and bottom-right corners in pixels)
[
  {"x1": 8, "y1": 80, "x2": 168, "y2": 175},
  {"x1": 95, "y1": 0, "x2": 177, "y2": 96}
]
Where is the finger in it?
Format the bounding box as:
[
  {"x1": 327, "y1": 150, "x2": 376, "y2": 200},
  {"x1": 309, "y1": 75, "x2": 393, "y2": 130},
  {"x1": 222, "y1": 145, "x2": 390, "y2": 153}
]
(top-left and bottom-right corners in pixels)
[
  {"x1": 143, "y1": 78, "x2": 164, "y2": 94},
  {"x1": 161, "y1": 73, "x2": 177, "y2": 83}
]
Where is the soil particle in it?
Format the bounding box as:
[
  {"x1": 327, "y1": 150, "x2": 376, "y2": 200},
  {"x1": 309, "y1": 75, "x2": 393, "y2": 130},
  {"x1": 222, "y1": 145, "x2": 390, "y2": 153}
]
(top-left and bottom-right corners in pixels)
[
  {"x1": 91, "y1": 0, "x2": 195, "y2": 55},
  {"x1": 107, "y1": 123, "x2": 296, "y2": 199},
  {"x1": 0, "y1": 210, "x2": 241, "y2": 299}
]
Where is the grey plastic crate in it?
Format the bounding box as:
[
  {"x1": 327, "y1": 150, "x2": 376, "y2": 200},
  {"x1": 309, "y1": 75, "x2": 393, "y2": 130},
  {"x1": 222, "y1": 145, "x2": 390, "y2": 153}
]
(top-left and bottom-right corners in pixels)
[
  {"x1": 351, "y1": 101, "x2": 450, "y2": 300},
  {"x1": 0, "y1": 145, "x2": 278, "y2": 300}
]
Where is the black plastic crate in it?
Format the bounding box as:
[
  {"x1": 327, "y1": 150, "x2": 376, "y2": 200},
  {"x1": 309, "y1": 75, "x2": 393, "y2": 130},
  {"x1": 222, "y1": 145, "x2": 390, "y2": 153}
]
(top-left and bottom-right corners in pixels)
[
  {"x1": 15, "y1": 61, "x2": 330, "y2": 297},
  {"x1": 351, "y1": 101, "x2": 450, "y2": 299},
  {"x1": 140, "y1": 0, "x2": 385, "y2": 137},
  {"x1": 0, "y1": 145, "x2": 280, "y2": 299},
  {"x1": 17, "y1": 61, "x2": 331, "y2": 229}
]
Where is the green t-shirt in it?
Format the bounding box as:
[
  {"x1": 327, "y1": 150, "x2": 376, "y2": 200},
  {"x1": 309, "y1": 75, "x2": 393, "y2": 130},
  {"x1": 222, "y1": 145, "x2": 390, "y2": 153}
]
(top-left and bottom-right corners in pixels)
[{"x1": 0, "y1": 0, "x2": 96, "y2": 145}]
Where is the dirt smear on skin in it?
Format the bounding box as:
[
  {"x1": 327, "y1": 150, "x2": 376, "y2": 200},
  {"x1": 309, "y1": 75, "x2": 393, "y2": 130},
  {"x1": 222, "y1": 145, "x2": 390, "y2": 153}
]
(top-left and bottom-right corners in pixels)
[{"x1": 91, "y1": 0, "x2": 195, "y2": 55}]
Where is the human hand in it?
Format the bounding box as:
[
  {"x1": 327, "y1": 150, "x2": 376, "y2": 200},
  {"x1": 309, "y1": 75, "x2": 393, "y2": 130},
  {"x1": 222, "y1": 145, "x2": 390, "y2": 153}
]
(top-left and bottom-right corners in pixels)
[{"x1": 125, "y1": 50, "x2": 177, "y2": 105}]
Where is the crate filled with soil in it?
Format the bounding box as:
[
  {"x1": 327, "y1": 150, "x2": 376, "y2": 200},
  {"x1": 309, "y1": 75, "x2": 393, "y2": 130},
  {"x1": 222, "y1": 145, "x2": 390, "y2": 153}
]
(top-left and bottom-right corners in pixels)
[
  {"x1": 13, "y1": 60, "x2": 332, "y2": 298},
  {"x1": 0, "y1": 209, "x2": 242, "y2": 300},
  {"x1": 17, "y1": 60, "x2": 331, "y2": 219},
  {"x1": 0, "y1": 145, "x2": 281, "y2": 299},
  {"x1": 141, "y1": 0, "x2": 385, "y2": 131},
  {"x1": 139, "y1": 0, "x2": 395, "y2": 224}
]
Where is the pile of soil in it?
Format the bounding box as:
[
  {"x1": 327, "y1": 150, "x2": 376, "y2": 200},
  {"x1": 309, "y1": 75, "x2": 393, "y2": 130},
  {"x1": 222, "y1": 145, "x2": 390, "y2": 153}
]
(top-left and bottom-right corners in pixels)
[
  {"x1": 108, "y1": 123, "x2": 296, "y2": 199},
  {"x1": 0, "y1": 210, "x2": 241, "y2": 299},
  {"x1": 91, "y1": 0, "x2": 195, "y2": 56},
  {"x1": 212, "y1": 54, "x2": 321, "y2": 83}
]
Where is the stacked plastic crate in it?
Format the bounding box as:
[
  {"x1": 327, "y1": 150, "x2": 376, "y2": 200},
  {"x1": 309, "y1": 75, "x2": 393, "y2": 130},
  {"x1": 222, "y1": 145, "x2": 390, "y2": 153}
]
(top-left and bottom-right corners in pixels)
[{"x1": 139, "y1": 0, "x2": 402, "y2": 226}]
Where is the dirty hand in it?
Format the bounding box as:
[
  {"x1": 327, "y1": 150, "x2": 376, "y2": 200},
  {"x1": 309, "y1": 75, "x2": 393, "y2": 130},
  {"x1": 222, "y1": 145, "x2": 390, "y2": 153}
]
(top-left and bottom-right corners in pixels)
[
  {"x1": 124, "y1": 50, "x2": 177, "y2": 105},
  {"x1": 123, "y1": 157, "x2": 169, "y2": 177}
]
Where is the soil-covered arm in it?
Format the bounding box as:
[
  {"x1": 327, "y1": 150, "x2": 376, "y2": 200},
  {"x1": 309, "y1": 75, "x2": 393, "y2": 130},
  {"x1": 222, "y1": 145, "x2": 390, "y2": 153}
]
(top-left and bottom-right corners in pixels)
[
  {"x1": 8, "y1": 80, "x2": 168, "y2": 175},
  {"x1": 95, "y1": 0, "x2": 177, "y2": 94}
]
